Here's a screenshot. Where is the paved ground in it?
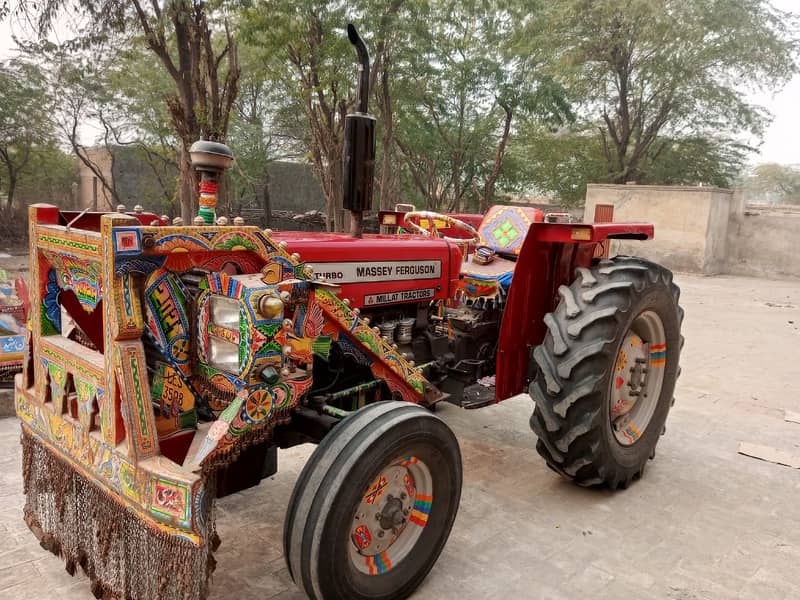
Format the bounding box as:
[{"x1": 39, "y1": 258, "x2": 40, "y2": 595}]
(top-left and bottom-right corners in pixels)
[{"x1": 1, "y1": 272, "x2": 800, "y2": 599}]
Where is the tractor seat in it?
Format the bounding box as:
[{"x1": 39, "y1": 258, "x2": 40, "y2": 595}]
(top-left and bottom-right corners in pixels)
[
  {"x1": 478, "y1": 204, "x2": 544, "y2": 255},
  {"x1": 456, "y1": 205, "x2": 543, "y2": 302}
]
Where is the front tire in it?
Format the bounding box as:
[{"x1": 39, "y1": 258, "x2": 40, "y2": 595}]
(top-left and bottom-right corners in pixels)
[
  {"x1": 529, "y1": 256, "x2": 683, "y2": 489},
  {"x1": 284, "y1": 401, "x2": 462, "y2": 599}
]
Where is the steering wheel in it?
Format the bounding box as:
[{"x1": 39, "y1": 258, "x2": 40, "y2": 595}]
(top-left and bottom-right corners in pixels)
[{"x1": 403, "y1": 211, "x2": 481, "y2": 244}]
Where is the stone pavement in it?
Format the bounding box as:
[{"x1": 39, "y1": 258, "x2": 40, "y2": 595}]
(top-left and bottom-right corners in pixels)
[{"x1": 1, "y1": 272, "x2": 800, "y2": 599}]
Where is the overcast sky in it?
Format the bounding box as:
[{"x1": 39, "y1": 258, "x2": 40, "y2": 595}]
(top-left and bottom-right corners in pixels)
[{"x1": 1, "y1": 3, "x2": 798, "y2": 166}]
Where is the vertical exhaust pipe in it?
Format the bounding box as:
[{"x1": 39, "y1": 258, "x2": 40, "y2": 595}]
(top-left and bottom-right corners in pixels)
[{"x1": 342, "y1": 24, "x2": 376, "y2": 238}]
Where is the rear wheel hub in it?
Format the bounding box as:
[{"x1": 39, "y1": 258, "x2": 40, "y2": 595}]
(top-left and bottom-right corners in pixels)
[{"x1": 610, "y1": 310, "x2": 667, "y2": 446}]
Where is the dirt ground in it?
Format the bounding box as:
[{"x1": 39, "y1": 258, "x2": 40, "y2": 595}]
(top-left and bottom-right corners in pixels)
[{"x1": 1, "y1": 270, "x2": 799, "y2": 599}]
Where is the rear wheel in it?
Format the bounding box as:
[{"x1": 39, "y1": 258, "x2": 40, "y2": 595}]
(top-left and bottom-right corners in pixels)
[
  {"x1": 284, "y1": 401, "x2": 462, "y2": 599},
  {"x1": 529, "y1": 256, "x2": 683, "y2": 488}
]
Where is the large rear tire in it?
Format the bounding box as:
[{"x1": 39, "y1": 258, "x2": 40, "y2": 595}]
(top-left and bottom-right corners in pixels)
[
  {"x1": 284, "y1": 401, "x2": 462, "y2": 599},
  {"x1": 529, "y1": 256, "x2": 683, "y2": 489}
]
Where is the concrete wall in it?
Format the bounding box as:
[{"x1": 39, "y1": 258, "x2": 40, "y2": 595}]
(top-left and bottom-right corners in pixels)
[
  {"x1": 584, "y1": 184, "x2": 800, "y2": 279},
  {"x1": 727, "y1": 204, "x2": 800, "y2": 279},
  {"x1": 584, "y1": 184, "x2": 734, "y2": 274}
]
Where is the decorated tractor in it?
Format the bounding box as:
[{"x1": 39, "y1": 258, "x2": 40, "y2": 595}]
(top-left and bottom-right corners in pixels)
[
  {"x1": 0, "y1": 268, "x2": 28, "y2": 386},
  {"x1": 15, "y1": 26, "x2": 682, "y2": 600}
]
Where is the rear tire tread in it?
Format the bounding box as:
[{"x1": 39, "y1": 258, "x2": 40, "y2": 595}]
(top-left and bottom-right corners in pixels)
[{"x1": 529, "y1": 256, "x2": 683, "y2": 488}]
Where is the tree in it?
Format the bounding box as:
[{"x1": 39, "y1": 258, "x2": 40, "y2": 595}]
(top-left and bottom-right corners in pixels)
[
  {"x1": 226, "y1": 43, "x2": 305, "y2": 223},
  {"x1": 511, "y1": 128, "x2": 749, "y2": 204},
  {"x1": 30, "y1": 0, "x2": 240, "y2": 221},
  {"x1": 14, "y1": 144, "x2": 78, "y2": 207},
  {"x1": 0, "y1": 59, "x2": 54, "y2": 209},
  {"x1": 240, "y1": 0, "x2": 571, "y2": 222},
  {"x1": 391, "y1": 0, "x2": 571, "y2": 212},
  {"x1": 507, "y1": 125, "x2": 607, "y2": 205},
  {"x1": 239, "y1": 0, "x2": 406, "y2": 231},
  {"x1": 41, "y1": 46, "x2": 123, "y2": 209},
  {"x1": 742, "y1": 163, "x2": 800, "y2": 204},
  {"x1": 536, "y1": 0, "x2": 798, "y2": 185},
  {"x1": 638, "y1": 136, "x2": 750, "y2": 188}
]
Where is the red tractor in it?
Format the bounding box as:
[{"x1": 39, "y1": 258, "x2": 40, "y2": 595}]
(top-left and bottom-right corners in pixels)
[
  {"x1": 285, "y1": 28, "x2": 681, "y2": 468},
  {"x1": 281, "y1": 25, "x2": 683, "y2": 597},
  {"x1": 16, "y1": 25, "x2": 681, "y2": 600}
]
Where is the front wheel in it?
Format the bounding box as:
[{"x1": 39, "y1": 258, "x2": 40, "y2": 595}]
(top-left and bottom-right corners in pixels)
[
  {"x1": 529, "y1": 256, "x2": 683, "y2": 489},
  {"x1": 284, "y1": 401, "x2": 462, "y2": 599}
]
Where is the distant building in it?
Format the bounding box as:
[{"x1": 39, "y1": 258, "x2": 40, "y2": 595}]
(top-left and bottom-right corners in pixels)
[
  {"x1": 259, "y1": 161, "x2": 327, "y2": 213},
  {"x1": 76, "y1": 146, "x2": 177, "y2": 212},
  {"x1": 77, "y1": 147, "x2": 114, "y2": 210},
  {"x1": 77, "y1": 145, "x2": 325, "y2": 217}
]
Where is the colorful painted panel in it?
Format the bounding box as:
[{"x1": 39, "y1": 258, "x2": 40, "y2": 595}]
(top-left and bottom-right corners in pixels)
[
  {"x1": 17, "y1": 392, "x2": 202, "y2": 538},
  {"x1": 186, "y1": 374, "x2": 313, "y2": 469},
  {"x1": 312, "y1": 289, "x2": 428, "y2": 402},
  {"x1": 477, "y1": 205, "x2": 542, "y2": 255},
  {"x1": 149, "y1": 478, "x2": 190, "y2": 522},
  {"x1": 113, "y1": 228, "x2": 142, "y2": 255},
  {"x1": 43, "y1": 252, "x2": 103, "y2": 312},
  {"x1": 37, "y1": 230, "x2": 101, "y2": 257},
  {"x1": 144, "y1": 269, "x2": 192, "y2": 379},
  {"x1": 41, "y1": 269, "x2": 62, "y2": 335},
  {"x1": 114, "y1": 342, "x2": 158, "y2": 459},
  {"x1": 151, "y1": 362, "x2": 197, "y2": 436}
]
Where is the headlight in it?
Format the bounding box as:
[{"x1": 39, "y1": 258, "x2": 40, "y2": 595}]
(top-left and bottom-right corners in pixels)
[
  {"x1": 210, "y1": 295, "x2": 240, "y2": 327},
  {"x1": 208, "y1": 296, "x2": 241, "y2": 373}
]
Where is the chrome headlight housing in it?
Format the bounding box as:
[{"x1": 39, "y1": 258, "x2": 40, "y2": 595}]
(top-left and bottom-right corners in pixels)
[{"x1": 206, "y1": 295, "x2": 241, "y2": 373}]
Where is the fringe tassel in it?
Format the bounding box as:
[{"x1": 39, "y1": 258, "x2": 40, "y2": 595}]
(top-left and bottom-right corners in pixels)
[
  {"x1": 21, "y1": 429, "x2": 216, "y2": 600},
  {"x1": 200, "y1": 409, "x2": 292, "y2": 476}
]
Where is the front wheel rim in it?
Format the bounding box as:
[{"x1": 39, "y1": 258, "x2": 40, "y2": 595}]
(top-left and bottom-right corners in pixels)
[
  {"x1": 348, "y1": 455, "x2": 433, "y2": 575},
  {"x1": 609, "y1": 310, "x2": 667, "y2": 446}
]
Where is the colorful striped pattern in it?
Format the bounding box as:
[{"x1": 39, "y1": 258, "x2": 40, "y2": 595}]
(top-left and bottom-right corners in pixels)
[
  {"x1": 365, "y1": 551, "x2": 392, "y2": 575},
  {"x1": 409, "y1": 494, "x2": 433, "y2": 527},
  {"x1": 204, "y1": 272, "x2": 244, "y2": 298},
  {"x1": 650, "y1": 343, "x2": 667, "y2": 367},
  {"x1": 398, "y1": 455, "x2": 419, "y2": 467},
  {"x1": 622, "y1": 424, "x2": 642, "y2": 444}
]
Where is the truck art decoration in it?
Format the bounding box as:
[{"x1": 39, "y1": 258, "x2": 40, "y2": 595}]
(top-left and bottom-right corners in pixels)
[
  {"x1": 0, "y1": 268, "x2": 28, "y2": 385},
  {"x1": 16, "y1": 25, "x2": 683, "y2": 600}
]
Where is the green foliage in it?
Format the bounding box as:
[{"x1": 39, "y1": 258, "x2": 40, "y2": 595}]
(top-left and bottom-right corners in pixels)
[
  {"x1": 11, "y1": 0, "x2": 800, "y2": 218},
  {"x1": 238, "y1": 0, "x2": 572, "y2": 216},
  {"x1": 225, "y1": 42, "x2": 305, "y2": 212},
  {"x1": 740, "y1": 163, "x2": 800, "y2": 205},
  {"x1": 527, "y1": 0, "x2": 799, "y2": 187},
  {"x1": 0, "y1": 58, "x2": 56, "y2": 208},
  {"x1": 108, "y1": 39, "x2": 177, "y2": 150},
  {"x1": 237, "y1": 0, "x2": 411, "y2": 228},
  {"x1": 508, "y1": 126, "x2": 607, "y2": 205},
  {"x1": 387, "y1": 0, "x2": 573, "y2": 211},
  {"x1": 14, "y1": 144, "x2": 78, "y2": 206},
  {"x1": 638, "y1": 137, "x2": 751, "y2": 188}
]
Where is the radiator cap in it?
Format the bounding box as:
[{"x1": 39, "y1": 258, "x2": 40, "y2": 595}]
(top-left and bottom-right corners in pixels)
[{"x1": 190, "y1": 140, "x2": 233, "y2": 172}]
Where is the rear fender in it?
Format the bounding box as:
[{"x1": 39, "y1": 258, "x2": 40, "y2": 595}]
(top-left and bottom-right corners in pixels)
[{"x1": 495, "y1": 222, "x2": 653, "y2": 401}]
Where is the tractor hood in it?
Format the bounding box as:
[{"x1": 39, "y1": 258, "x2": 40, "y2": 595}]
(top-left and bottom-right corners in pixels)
[{"x1": 272, "y1": 232, "x2": 464, "y2": 309}]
